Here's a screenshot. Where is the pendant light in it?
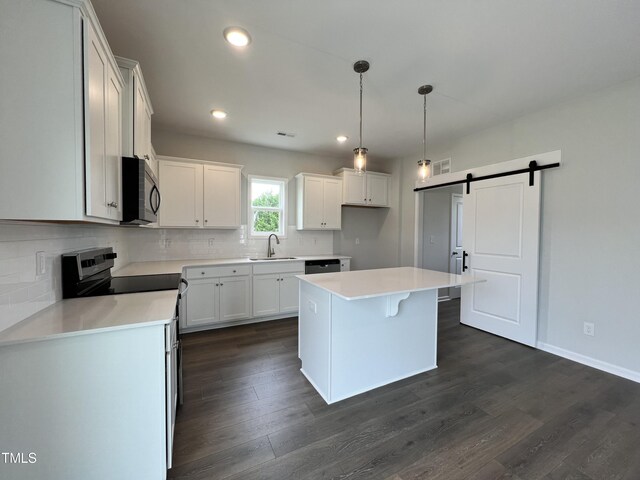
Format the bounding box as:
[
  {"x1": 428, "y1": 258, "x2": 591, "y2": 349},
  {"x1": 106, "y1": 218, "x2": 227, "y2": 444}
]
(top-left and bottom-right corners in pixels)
[
  {"x1": 353, "y1": 60, "x2": 370, "y2": 175},
  {"x1": 417, "y1": 85, "x2": 433, "y2": 181}
]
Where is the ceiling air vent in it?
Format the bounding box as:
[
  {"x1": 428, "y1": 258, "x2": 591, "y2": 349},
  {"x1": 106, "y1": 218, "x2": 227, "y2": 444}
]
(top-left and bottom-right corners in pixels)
[{"x1": 276, "y1": 131, "x2": 296, "y2": 138}]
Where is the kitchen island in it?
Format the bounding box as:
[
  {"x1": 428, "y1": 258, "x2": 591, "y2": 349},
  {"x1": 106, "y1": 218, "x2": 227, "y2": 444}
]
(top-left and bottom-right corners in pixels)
[{"x1": 297, "y1": 267, "x2": 479, "y2": 404}]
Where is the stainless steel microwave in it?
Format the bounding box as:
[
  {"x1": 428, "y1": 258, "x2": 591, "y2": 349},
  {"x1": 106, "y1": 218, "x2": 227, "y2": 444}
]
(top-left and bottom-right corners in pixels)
[{"x1": 121, "y1": 156, "x2": 160, "y2": 225}]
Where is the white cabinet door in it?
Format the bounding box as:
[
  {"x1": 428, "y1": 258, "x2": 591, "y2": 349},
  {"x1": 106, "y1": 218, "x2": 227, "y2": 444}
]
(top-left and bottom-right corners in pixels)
[
  {"x1": 159, "y1": 161, "x2": 203, "y2": 227},
  {"x1": 343, "y1": 171, "x2": 367, "y2": 205},
  {"x1": 219, "y1": 276, "x2": 251, "y2": 322},
  {"x1": 252, "y1": 274, "x2": 280, "y2": 317},
  {"x1": 366, "y1": 173, "x2": 388, "y2": 207},
  {"x1": 203, "y1": 165, "x2": 241, "y2": 228},
  {"x1": 322, "y1": 178, "x2": 342, "y2": 229},
  {"x1": 105, "y1": 64, "x2": 122, "y2": 220},
  {"x1": 133, "y1": 79, "x2": 149, "y2": 159},
  {"x1": 340, "y1": 259, "x2": 351, "y2": 272},
  {"x1": 303, "y1": 176, "x2": 324, "y2": 229},
  {"x1": 185, "y1": 279, "x2": 219, "y2": 327},
  {"x1": 279, "y1": 274, "x2": 300, "y2": 314},
  {"x1": 86, "y1": 23, "x2": 108, "y2": 220}
]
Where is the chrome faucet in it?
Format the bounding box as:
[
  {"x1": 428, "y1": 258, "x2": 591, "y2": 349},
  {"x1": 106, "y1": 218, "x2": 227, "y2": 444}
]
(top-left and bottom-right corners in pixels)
[{"x1": 267, "y1": 234, "x2": 280, "y2": 258}]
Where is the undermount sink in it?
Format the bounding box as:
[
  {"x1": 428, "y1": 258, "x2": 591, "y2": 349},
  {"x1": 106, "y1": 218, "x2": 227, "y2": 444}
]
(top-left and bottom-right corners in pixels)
[{"x1": 249, "y1": 256, "x2": 298, "y2": 261}]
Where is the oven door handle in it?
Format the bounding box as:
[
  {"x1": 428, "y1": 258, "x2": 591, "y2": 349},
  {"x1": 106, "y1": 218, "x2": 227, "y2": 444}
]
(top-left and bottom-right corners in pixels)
[{"x1": 178, "y1": 278, "x2": 189, "y2": 300}]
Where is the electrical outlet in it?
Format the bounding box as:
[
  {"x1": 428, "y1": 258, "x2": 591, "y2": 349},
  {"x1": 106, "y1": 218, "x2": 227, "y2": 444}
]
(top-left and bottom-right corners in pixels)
[
  {"x1": 36, "y1": 251, "x2": 46, "y2": 276},
  {"x1": 583, "y1": 322, "x2": 595, "y2": 336},
  {"x1": 430, "y1": 235, "x2": 436, "y2": 244},
  {"x1": 355, "y1": 238, "x2": 360, "y2": 245},
  {"x1": 208, "y1": 238, "x2": 216, "y2": 247}
]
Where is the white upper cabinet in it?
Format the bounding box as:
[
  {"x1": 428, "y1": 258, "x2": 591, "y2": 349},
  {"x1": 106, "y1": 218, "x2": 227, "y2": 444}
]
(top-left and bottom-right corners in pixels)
[
  {"x1": 86, "y1": 22, "x2": 123, "y2": 221},
  {"x1": 116, "y1": 56, "x2": 154, "y2": 166},
  {"x1": 0, "y1": 0, "x2": 124, "y2": 223},
  {"x1": 203, "y1": 164, "x2": 241, "y2": 228},
  {"x1": 334, "y1": 169, "x2": 390, "y2": 207},
  {"x1": 158, "y1": 160, "x2": 203, "y2": 228},
  {"x1": 158, "y1": 157, "x2": 242, "y2": 229},
  {"x1": 296, "y1": 174, "x2": 342, "y2": 230}
]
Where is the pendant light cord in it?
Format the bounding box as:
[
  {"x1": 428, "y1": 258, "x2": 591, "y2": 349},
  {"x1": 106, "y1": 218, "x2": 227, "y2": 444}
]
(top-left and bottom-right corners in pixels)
[
  {"x1": 422, "y1": 94, "x2": 427, "y2": 161},
  {"x1": 359, "y1": 73, "x2": 363, "y2": 149}
]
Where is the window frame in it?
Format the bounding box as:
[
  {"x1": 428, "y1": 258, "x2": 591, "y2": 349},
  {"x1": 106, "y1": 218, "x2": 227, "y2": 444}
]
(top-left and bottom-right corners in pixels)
[{"x1": 247, "y1": 175, "x2": 288, "y2": 238}]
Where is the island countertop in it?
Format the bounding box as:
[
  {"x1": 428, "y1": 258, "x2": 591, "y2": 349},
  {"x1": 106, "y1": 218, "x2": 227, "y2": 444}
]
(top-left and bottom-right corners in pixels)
[
  {"x1": 0, "y1": 290, "x2": 177, "y2": 347},
  {"x1": 297, "y1": 267, "x2": 477, "y2": 301}
]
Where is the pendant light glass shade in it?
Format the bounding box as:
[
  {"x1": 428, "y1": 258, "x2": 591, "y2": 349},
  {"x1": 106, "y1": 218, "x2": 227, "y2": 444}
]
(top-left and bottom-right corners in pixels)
[
  {"x1": 353, "y1": 60, "x2": 370, "y2": 175},
  {"x1": 354, "y1": 147, "x2": 367, "y2": 175},
  {"x1": 417, "y1": 85, "x2": 433, "y2": 181},
  {"x1": 418, "y1": 159, "x2": 431, "y2": 180}
]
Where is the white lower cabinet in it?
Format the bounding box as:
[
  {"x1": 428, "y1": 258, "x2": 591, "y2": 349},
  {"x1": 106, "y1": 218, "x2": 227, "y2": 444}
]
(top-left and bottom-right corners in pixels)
[
  {"x1": 279, "y1": 274, "x2": 301, "y2": 313},
  {"x1": 253, "y1": 272, "x2": 301, "y2": 317},
  {"x1": 340, "y1": 259, "x2": 351, "y2": 271},
  {"x1": 252, "y1": 262, "x2": 305, "y2": 319},
  {"x1": 184, "y1": 269, "x2": 250, "y2": 328},
  {"x1": 185, "y1": 278, "x2": 220, "y2": 326}
]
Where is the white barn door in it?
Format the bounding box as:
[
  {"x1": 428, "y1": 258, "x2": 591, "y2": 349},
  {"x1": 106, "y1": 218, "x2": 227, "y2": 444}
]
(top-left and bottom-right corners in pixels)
[{"x1": 461, "y1": 171, "x2": 541, "y2": 346}]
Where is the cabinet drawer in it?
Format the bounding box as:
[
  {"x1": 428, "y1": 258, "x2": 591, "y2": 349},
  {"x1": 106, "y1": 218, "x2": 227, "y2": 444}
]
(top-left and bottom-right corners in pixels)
[
  {"x1": 185, "y1": 264, "x2": 251, "y2": 279},
  {"x1": 252, "y1": 261, "x2": 305, "y2": 275}
]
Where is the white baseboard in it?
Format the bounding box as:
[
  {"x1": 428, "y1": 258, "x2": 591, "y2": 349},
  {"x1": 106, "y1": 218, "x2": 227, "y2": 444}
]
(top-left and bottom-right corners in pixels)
[{"x1": 537, "y1": 341, "x2": 640, "y2": 384}]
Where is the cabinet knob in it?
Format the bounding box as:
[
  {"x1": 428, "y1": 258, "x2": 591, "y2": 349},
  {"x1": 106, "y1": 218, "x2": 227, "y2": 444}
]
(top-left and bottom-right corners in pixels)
[
  {"x1": 205, "y1": 219, "x2": 208, "y2": 223},
  {"x1": 144, "y1": 154, "x2": 150, "y2": 160},
  {"x1": 369, "y1": 198, "x2": 372, "y2": 202},
  {"x1": 195, "y1": 219, "x2": 199, "y2": 223},
  {"x1": 201, "y1": 272, "x2": 205, "y2": 275},
  {"x1": 107, "y1": 201, "x2": 118, "y2": 208},
  {"x1": 220, "y1": 283, "x2": 224, "y2": 286},
  {"x1": 233, "y1": 270, "x2": 236, "y2": 273}
]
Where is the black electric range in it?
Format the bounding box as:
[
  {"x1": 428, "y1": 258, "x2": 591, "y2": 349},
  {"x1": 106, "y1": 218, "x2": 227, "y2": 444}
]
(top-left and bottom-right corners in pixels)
[{"x1": 61, "y1": 247, "x2": 181, "y2": 298}]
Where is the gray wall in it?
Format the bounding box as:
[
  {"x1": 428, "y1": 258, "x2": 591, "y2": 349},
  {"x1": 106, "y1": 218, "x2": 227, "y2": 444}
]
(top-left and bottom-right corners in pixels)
[
  {"x1": 396, "y1": 76, "x2": 640, "y2": 376},
  {"x1": 333, "y1": 161, "x2": 402, "y2": 270}
]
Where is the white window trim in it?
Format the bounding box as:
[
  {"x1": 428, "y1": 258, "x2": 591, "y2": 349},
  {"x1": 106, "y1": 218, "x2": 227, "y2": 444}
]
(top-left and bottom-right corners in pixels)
[{"x1": 248, "y1": 175, "x2": 288, "y2": 238}]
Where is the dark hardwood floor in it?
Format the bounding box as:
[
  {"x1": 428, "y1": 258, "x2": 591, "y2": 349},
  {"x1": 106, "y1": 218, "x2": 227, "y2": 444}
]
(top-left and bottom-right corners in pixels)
[{"x1": 168, "y1": 299, "x2": 640, "y2": 480}]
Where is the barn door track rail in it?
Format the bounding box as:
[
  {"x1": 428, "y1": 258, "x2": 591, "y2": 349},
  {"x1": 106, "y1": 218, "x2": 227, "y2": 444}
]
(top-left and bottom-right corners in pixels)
[{"x1": 413, "y1": 160, "x2": 560, "y2": 194}]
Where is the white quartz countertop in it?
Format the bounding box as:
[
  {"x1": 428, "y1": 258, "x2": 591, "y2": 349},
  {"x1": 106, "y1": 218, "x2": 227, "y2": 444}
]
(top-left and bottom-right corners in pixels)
[
  {"x1": 114, "y1": 254, "x2": 351, "y2": 277},
  {"x1": 297, "y1": 267, "x2": 479, "y2": 301},
  {"x1": 0, "y1": 290, "x2": 177, "y2": 347}
]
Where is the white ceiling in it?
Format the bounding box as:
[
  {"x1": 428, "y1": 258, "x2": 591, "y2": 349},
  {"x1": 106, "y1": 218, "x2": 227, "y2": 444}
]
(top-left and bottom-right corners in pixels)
[{"x1": 92, "y1": 0, "x2": 640, "y2": 161}]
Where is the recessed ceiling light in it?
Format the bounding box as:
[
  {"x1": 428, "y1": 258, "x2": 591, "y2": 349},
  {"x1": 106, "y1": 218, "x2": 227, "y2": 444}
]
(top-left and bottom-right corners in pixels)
[
  {"x1": 336, "y1": 135, "x2": 348, "y2": 143},
  {"x1": 211, "y1": 109, "x2": 227, "y2": 119},
  {"x1": 223, "y1": 27, "x2": 252, "y2": 47}
]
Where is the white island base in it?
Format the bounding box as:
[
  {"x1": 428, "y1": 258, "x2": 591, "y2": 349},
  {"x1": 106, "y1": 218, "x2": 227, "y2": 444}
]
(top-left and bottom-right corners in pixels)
[{"x1": 298, "y1": 267, "x2": 477, "y2": 404}]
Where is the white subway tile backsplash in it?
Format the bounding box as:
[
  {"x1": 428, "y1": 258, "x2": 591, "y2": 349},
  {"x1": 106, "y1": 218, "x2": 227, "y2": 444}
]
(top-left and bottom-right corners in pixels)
[
  {"x1": 0, "y1": 221, "x2": 336, "y2": 333},
  {"x1": 0, "y1": 222, "x2": 131, "y2": 332},
  {"x1": 126, "y1": 225, "x2": 334, "y2": 262}
]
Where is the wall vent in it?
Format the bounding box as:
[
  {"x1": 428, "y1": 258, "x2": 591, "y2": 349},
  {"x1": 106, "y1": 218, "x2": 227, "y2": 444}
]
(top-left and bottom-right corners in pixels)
[{"x1": 432, "y1": 158, "x2": 451, "y2": 176}]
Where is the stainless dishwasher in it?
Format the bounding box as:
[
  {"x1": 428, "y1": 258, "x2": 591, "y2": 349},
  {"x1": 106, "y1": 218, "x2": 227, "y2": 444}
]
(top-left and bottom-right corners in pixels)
[{"x1": 305, "y1": 259, "x2": 341, "y2": 274}]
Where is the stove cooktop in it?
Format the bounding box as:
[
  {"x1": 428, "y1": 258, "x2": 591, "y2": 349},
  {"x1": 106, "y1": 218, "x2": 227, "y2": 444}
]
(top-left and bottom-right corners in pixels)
[{"x1": 86, "y1": 273, "x2": 182, "y2": 297}]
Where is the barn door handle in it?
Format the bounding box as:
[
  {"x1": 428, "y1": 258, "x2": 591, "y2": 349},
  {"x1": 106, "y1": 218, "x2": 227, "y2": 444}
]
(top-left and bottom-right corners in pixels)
[{"x1": 462, "y1": 251, "x2": 469, "y2": 272}]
